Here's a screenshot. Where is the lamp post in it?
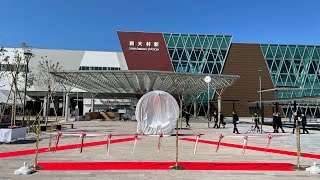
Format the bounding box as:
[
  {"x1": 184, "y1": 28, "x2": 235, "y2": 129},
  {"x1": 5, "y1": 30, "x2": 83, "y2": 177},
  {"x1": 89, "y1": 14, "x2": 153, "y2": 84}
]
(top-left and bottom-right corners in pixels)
[
  {"x1": 258, "y1": 69, "x2": 263, "y2": 133},
  {"x1": 23, "y1": 51, "x2": 33, "y2": 127},
  {"x1": 204, "y1": 76, "x2": 211, "y2": 128}
]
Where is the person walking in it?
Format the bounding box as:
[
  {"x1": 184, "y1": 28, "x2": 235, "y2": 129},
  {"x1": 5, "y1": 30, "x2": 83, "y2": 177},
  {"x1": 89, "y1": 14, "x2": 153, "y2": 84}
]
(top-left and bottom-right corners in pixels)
[
  {"x1": 219, "y1": 112, "x2": 226, "y2": 128},
  {"x1": 219, "y1": 113, "x2": 226, "y2": 128},
  {"x1": 185, "y1": 111, "x2": 191, "y2": 127},
  {"x1": 232, "y1": 111, "x2": 240, "y2": 134},
  {"x1": 253, "y1": 113, "x2": 260, "y2": 132},
  {"x1": 292, "y1": 112, "x2": 300, "y2": 134},
  {"x1": 276, "y1": 112, "x2": 285, "y2": 133},
  {"x1": 272, "y1": 113, "x2": 278, "y2": 133},
  {"x1": 301, "y1": 113, "x2": 309, "y2": 134},
  {"x1": 213, "y1": 111, "x2": 219, "y2": 128}
]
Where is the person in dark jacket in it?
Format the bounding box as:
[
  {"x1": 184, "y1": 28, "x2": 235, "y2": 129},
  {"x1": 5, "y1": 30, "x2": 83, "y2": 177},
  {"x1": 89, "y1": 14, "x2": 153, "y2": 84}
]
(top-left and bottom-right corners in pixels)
[
  {"x1": 272, "y1": 113, "x2": 278, "y2": 133},
  {"x1": 219, "y1": 112, "x2": 226, "y2": 128},
  {"x1": 185, "y1": 111, "x2": 191, "y2": 127},
  {"x1": 232, "y1": 111, "x2": 240, "y2": 134},
  {"x1": 301, "y1": 113, "x2": 309, "y2": 134},
  {"x1": 253, "y1": 113, "x2": 260, "y2": 132},
  {"x1": 292, "y1": 112, "x2": 300, "y2": 134},
  {"x1": 213, "y1": 111, "x2": 219, "y2": 128},
  {"x1": 276, "y1": 112, "x2": 285, "y2": 133}
]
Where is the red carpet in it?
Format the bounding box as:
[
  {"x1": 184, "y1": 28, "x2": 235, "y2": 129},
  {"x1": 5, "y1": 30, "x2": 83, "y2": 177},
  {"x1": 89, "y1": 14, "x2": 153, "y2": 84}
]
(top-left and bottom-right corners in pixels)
[
  {"x1": 180, "y1": 138, "x2": 320, "y2": 159},
  {"x1": 0, "y1": 137, "x2": 135, "y2": 158},
  {"x1": 37, "y1": 162, "x2": 295, "y2": 171}
]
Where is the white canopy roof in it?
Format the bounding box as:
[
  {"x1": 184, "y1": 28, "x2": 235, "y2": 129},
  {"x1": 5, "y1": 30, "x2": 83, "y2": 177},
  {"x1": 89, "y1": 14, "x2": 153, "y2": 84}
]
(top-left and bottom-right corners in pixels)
[{"x1": 51, "y1": 70, "x2": 239, "y2": 96}]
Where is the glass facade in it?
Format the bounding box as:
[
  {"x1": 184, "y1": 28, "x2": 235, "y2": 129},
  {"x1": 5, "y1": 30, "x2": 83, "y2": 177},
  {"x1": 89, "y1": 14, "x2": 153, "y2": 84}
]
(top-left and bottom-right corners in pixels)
[
  {"x1": 164, "y1": 33, "x2": 232, "y2": 104},
  {"x1": 261, "y1": 44, "x2": 320, "y2": 99},
  {"x1": 261, "y1": 44, "x2": 320, "y2": 118},
  {"x1": 164, "y1": 33, "x2": 232, "y2": 74}
]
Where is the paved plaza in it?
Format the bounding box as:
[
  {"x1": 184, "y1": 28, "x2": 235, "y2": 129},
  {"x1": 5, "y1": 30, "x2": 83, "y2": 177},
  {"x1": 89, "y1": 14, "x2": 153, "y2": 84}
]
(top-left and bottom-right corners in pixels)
[{"x1": 0, "y1": 118, "x2": 319, "y2": 180}]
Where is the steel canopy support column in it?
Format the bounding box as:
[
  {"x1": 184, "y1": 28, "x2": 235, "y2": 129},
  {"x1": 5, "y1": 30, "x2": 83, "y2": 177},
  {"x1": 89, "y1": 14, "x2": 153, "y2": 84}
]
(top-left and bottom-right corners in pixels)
[
  {"x1": 258, "y1": 69, "x2": 263, "y2": 133},
  {"x1": 218, "y1": 95, "x2": 222, "y2": 114},
  {"x1": 203, "y1": 76, "x2": 212, "y2": 128},
  {"x1": 62, "y1": 91, "x2": 66, "y2": 118},
  {"x1": 193, "y1": 102, "x2": 197, "y2": 117},
  {"x1": 91, "y1": 97, "x2": 95, "y2": 112},
  {"x1": 179, "y1": 95, "x2": 183, "y2": 129},
  {"x1": 293, "y1": 101, "x2": 297, "y2": 113},
  {"x1": 207, "y1": 85, "x2": 210, "y2": 128},
  {"x1": 65, "y1": 92, "x2": 70, "y2": 122},
  {"x1": 43, "y1": 96, "x2": 47, "y2": 118},
  {"x1": 54, "y1": 96, "x2": 59, "y2": 116}
]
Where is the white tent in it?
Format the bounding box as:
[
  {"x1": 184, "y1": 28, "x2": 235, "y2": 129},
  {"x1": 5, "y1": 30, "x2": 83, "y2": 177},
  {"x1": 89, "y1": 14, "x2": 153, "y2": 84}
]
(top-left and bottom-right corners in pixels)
[{"x1": 135, "y1": 90, "x2": 179, "y2": 135}]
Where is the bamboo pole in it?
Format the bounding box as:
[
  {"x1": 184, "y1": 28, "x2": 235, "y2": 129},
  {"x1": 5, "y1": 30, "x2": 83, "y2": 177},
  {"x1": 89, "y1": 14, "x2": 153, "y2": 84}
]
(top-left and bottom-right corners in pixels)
[
  {"x1": 177, "y1": 95, "x2": 182, "y2": 167},
  {"x1": 175, "y1": 118, "x2": 179, "y2": 168},
  {"x1": 296, "y1": 119, "x2": 301, "y2": 170},
  {"x1": 33, "y1": 115, "x2": 41, "y2": 170},
  {"x1": 180, "y1": 97, "x2": 183, "y2": 129},
  {"x1": 49, "y1": 123, "x2": 53, "y2": 151},
  {"x1": 11, "y1": 78, "x2": 17, "y2": 127},
  {"x1": 170, "y1": 96, "x2": 184, "y2": 170},
  {"x1": 32, "y1": 102, "x2": 45, "y2": 170}
]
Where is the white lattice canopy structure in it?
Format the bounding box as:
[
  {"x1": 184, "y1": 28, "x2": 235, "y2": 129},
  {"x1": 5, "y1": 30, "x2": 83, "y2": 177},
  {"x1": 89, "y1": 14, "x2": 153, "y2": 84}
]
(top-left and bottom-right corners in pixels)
[{"x1": 51, "y1": 70, "x2": 239, "y2": 97}]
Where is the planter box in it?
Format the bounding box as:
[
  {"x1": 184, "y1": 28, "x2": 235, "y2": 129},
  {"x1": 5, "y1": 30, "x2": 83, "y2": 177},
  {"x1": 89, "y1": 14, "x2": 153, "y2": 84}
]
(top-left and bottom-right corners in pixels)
[{"x1": 40, "y1": 124, "x2": 62, "y2": 131}]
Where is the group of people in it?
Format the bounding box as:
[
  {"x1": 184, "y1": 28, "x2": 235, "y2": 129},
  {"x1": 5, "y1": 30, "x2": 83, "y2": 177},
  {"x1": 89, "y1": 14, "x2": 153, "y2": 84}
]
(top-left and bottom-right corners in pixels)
[
  {"x1": 212, "y1": 111, "x2": 239, "y2": 133},
  {"x1": 292, "y1": 112, "x2": 309, "y2": 134},
  {"x1": 185, "y1": 110, "x2": 240, "y2": 134},
  {"x1": 183, "y1": 110, "x2": 310, "y2": 135},
  {"x1": 252, "y1": 113, "x2": 260, "y2": 132},
  {"x1": 212, "y1": 111, "x2": 226, "y2": 129},
  {"x1": 272, "y1": 112, "x2": 285, "y2": 133}
]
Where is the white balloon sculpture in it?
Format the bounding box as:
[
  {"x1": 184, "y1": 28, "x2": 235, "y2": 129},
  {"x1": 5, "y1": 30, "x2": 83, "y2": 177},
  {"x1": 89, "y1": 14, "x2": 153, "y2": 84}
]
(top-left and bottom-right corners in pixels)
[{"x1": 135, "y1": 90, "x2": 179, "y2": 135}]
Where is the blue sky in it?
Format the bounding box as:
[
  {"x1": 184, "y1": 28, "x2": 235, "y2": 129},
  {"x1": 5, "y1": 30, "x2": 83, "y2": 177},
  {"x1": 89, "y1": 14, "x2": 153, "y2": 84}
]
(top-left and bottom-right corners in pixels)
[{"x1": 0, "y1": 0, "x2": 319, "y2": 51}]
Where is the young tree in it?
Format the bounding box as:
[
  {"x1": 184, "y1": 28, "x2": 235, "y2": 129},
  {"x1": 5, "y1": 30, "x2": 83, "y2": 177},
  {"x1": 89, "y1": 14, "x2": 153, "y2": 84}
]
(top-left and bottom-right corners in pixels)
[
  {"x1": 0, "y1": 47, "x2": 9, "y2": 84},
  {"x1": 0, "y1": 44, "x2": 35, "y2": 126},
  {"x1": 35, "y1": 57, "x2": 63, "y2": 124},
  {"x1": 0, "y1": 47, "x2": 8, "y2": 119}
]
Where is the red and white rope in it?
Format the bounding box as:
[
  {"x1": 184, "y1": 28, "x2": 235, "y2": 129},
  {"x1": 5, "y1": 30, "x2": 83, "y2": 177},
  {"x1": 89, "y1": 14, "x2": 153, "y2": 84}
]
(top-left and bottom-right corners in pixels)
[
  {"x1": 265, "y1": 134, "x2": 272, "y2": 153},
  {"x1": 106, "y1": 133, "x2": 112, "y2": 156},
  {"x1": 193, "y1": 133, "x2": 201, "y2": 155},
  {"x1": 80, "y1": 132, "x2": 86, "y2": 153},
  {"x1": 216, "y1": 134, "x2": 224, "y2": 153},
  {"x1": 132, "y1": 133, "x2": 138, "y2": 154},
  {"x1": 54, "y1": 131, "x2": 62, "y2": 152},
  {"x1": 242, "y1": 135, "x2": 249, "y2": 156},
  {"x1": 157, "y1": 133, "x2": 163, "y2": 153},
  {"x1": 40, "y1": 131, "x2": 292, "y2": 156}
]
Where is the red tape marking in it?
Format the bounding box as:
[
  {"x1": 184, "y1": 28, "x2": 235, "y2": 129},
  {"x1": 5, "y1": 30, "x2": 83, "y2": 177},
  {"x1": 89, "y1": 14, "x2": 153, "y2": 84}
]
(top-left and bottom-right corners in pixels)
[
  {"x1": 37, "y1": 162, "x2": 295, "y2": 171},
  {"x1": 180, "y1": 138, "x2": 320, "y2": 159}
]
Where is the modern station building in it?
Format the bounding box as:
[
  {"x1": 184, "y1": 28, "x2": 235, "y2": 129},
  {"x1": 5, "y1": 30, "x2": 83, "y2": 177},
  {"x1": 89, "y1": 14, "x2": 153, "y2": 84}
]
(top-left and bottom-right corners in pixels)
[{"x1": 1, "y1": 31, "x2": 320, "y2": 119}]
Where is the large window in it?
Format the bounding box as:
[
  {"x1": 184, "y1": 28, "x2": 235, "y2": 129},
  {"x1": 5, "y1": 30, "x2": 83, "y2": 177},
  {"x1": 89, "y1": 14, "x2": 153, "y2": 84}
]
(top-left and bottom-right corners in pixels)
[
  {"x1": 78, "y1": 66, "x2": 120, "y2": 71},
  {"x1": 0, "y1": 64, "x2": 27, "y2": 72}
]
